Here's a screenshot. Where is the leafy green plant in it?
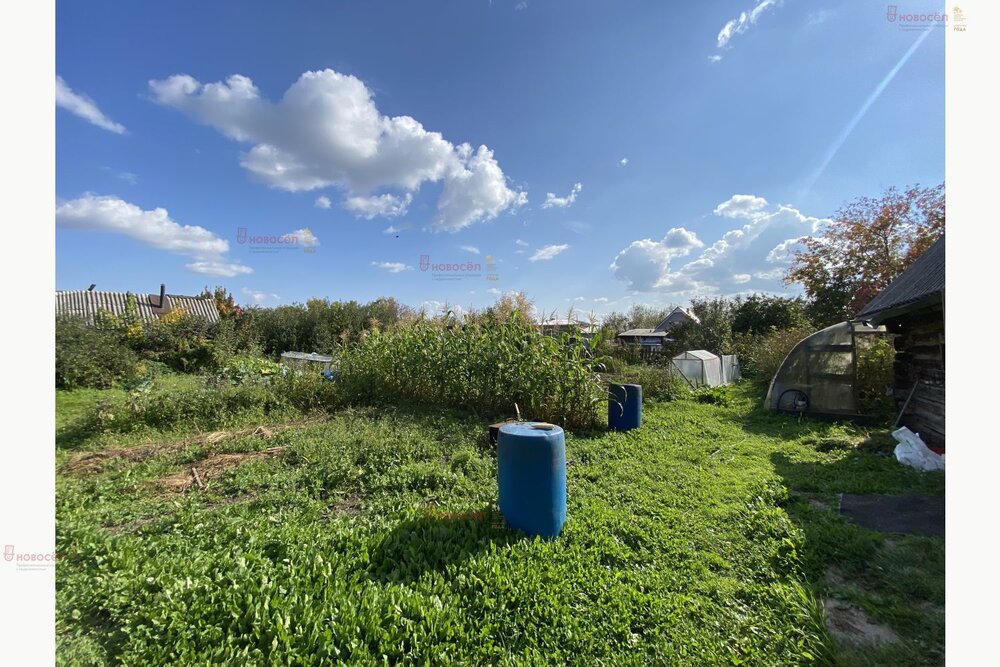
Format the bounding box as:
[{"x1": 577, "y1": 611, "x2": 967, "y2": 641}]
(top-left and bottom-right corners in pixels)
[
  {"x1": 217, "y1": 354, "x2": 282, "y2": 386},
  {"x1": 856, "y1": 336, "x2": 896, "y2": 418},
  {"x1": 56, "y1": 316, "x2": 141, "y2": 389}
]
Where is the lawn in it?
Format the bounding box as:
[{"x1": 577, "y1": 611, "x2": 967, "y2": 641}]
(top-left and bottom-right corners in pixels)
[{"x1": 55, "y1": 380, "x2": 944, "y2": 666}]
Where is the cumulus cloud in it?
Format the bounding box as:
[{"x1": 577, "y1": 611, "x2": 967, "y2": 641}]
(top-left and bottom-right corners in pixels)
[
  {"x1": 610, "y1": 195, "x2": 828, "y2": 296},
  {"x1": 619, "y1": 158, "x2": 629, "y2": 166},
  {"x1": 371, "y1": 261, "x2": 410, "y2": 273},
  {"x1": 460, "y1": 245, "x2": 479, "y2": 254},
  {"x1": 529, "y1": 244, "x2": 569, "y2": 262},
  {"x1": 242, "y1": 288, "x2": 279, "y2": 303},
  {"x1": 55, "y1": 194, "x2": 252, "y2": 277},
  {"x1": 56, "y1": 76, "x2": 126, "y2": 134},
  {"x1": 542, "y1": 182, "x2": 582, "y2": 209},
  {"x1": 713, "y1": 194, "x2": 769, "y2": 219},
  {"x1": 594, "y1": 297, "x2": 610, "y2": 304},
  {"x1": 715, "y1": 0, "x2": 781, "y2": 52},
  {"x1": 314, "y1": 195, "x2": 331, "y2": 209},
  {"x1": 344, "y1": 192, "x2": 412, "y2": 219},
  {"x1": 149, "y1": 69, "x2": 525, "y2": 231},
  {"x1": 609, "y1": 227, "x2": 704, "y2": 291},
  {"x1": 515, "y1": 239, "x2": 529, "y2": 246}
]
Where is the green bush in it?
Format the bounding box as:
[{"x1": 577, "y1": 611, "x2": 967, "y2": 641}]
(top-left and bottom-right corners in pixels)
[
  {"x1": 56, "y1": 316, "x2": 141, "y2": 389},
  {"x1": 856, "y1": 336, "x2": 896, "y2": 418},
  {"x1": 738, "y1": 325, "x2": 815, "y2": 382},
  {"x1": 217, "y1": 354, "x2": 282, "y2": 386}
]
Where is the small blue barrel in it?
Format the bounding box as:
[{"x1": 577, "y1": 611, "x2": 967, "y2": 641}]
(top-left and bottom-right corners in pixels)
[
  {"x1": 497, "y1": 422, "x2": 567, "y2": 539},
  {"x1": 608, "y1": 383, "x2": 642, "y2": 431}
]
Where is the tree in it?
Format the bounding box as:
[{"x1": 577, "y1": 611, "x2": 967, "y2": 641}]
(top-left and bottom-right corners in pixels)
[
  {"x1": 731, "y1": 294, "x2": 810, "y2": 336},
  {"x1": 203, "y1": 286, "x2": 241, "y2": 319},
  {"x1": 785, "y1": 183, "x2": 944, "y2": 327}
]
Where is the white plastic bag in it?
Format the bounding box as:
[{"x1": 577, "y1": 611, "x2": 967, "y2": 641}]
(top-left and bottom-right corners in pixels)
[{"x1": 892, "y1": 427, "x2": 945, "y2": 472}]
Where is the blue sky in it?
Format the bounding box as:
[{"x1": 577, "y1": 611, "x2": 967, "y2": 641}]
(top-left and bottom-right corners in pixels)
[{"x1": 55, "y1": 0, "x2": 945, "y2": 318}]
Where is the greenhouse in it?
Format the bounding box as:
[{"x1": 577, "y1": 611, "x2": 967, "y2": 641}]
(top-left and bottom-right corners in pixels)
[
  {"x1": 764, "y1": 321, "x2": 886, "y2": 417},
  {"x1": 671, "y1": 350, "x2": 741, "y2": 388}
]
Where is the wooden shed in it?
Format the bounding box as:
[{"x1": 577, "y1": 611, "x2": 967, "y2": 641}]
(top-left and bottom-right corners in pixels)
[{"x1": 854, "y1": 236, "x2": 945, "y2": 449}]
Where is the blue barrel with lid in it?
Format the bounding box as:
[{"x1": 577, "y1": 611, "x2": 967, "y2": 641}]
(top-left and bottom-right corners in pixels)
[
  {"x1": 497, "y1": 422, "x2": 566, "y2": 539},
  {"x1": 608, "y1": 383, "x2": 642, "y2": 431}
]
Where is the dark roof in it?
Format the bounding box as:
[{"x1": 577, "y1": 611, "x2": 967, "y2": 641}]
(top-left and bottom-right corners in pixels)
[
  {"x1": 855, "y1": 235, "x2": 944, "y2": 323},
  {"x1": 617, "y1": 329, "x2": 669, "y2": 338},
  {"x1": 55, "y1": 290, "x2": 220, "y2": 324}
]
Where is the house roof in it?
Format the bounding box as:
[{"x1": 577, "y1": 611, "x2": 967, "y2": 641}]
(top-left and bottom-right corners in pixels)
[
  {"x1": 855, "y1": 235, "x2": 945, "y2": 324},
  {"x1": 617, "y1": 329, "x2": 670, "y2": 338},
  {"x1": 654, "y1": 307, "x2": 700, "y2": 331},
  {"x1": 55, "y1": 289, "x2": 221, "y2": 324}
]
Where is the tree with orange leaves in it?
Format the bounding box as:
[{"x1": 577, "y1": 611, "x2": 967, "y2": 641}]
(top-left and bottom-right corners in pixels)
[{"x1": 785, "y1": 183, "x2": 944, "y2": 327}]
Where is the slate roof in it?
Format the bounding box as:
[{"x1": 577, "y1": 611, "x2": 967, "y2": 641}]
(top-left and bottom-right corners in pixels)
[
  {"x1": 55, "y1": 289, "x2": 220, "y2": 324},
  {"x1": 855, "y1": 235, "x2": 945, "y2": 323}
]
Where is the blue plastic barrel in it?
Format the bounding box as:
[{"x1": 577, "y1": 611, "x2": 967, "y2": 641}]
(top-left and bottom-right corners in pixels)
[
  {"x1": 608, "y1": 383, "x2": 642, "y2": 431},
  {"x1": 497, "y1": 422, "x2": 567, "y2": 539}
]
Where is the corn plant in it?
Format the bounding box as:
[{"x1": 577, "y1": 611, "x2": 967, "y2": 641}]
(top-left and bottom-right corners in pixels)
[{"x1": 337, "y1": 308, "x2": 606, "y2": 429}]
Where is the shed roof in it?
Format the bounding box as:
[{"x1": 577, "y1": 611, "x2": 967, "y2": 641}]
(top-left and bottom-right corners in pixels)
[
  {"x1": 855, "y1": 235, "x2": 945, "y2": 324},
  {"x1": 55, "y1": 290, "x2": 220, "y2": 324},
  {"x1": 280, "y1": 351, "x2": 334, "y2": 363}
]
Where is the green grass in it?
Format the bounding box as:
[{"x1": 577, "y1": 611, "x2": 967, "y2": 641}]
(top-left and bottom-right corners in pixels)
[{"x1": 55, "y1": 382, "x2": 944, "y2": 666}]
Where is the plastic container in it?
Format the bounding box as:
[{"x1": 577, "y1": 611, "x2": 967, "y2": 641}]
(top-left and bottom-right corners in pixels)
[
  {"x1": 497, "y1": 422, "x2": 567, "y2": 539},
  {"x1": 608, "y1": 383, "x2": 642, "y2": 431}
]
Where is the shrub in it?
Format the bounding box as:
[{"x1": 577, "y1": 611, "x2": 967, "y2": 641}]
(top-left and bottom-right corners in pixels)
[
  {"x1": 856, "y1": 335, "x2": 896, "y2": 418},
  {"x1": 56, "y1": 316, "x2": 140, "y2": 389},
  {"x1": 217, "y1": 354, "x2": 282, "y2": 386},
  {"x1": 741, "y1": 325, "x2": 815, "y2": 382}
]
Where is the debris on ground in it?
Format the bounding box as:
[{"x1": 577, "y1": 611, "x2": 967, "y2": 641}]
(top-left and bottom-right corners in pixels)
[{"x1": 153, "y1": 447, "x2": 288, "y2": 493}]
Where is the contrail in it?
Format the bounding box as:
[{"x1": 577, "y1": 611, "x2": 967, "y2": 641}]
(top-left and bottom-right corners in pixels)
[{"x1": 802, "y1": 27, "x2": 935, "y2": 196}]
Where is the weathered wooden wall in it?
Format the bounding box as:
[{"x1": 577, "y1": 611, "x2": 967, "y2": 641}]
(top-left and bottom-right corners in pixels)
[{"x1": 887, "y1": 305, "x2": 945, "y2": 447}]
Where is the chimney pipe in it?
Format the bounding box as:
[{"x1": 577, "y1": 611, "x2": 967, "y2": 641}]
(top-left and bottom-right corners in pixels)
[
  {"x1": 87, "y1": 284, "x2": 96, "y2": 292},
  {"x1": 159, "y1": 283, "x2": 166, "y2": 307}
]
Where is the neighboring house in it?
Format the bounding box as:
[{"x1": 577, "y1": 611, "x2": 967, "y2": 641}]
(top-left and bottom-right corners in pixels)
[
  {"x1": 537, "y1": 318, "x2": 598, "y2": 337},
  {"x1": 617, "y1": 307, "x2": 699, "y2": 349},
  {"x1": 854, "y1": 235, "x2": 945, "y2": 449},
  {"x1": 55, "y1": 283, "x2": 221, "y2": 325}
]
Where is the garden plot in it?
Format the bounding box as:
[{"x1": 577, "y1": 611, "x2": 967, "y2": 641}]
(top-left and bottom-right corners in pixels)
[{"x1": 56, "y1": 383, "x2": 944, "y2": 666}]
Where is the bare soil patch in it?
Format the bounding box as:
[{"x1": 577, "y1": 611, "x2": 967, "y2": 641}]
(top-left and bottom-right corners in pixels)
[{"x1": 824, "y1": 599, "x2": 899, "y2": 646}]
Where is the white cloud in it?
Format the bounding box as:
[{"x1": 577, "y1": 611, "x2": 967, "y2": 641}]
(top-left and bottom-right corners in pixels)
[
  {"x1": 460, "y1": 245, "x2": 480, "y2": 254},
  {"x1": 619, "y1": 158, "x2": 629, "y2": 166},
  {"x1": 185, "y1": 260, "x2": 254, "y2": 277},
  {"x1": 383, "y1": 222, "x2": 412, "y2": 234},
  {"x1": 314, "y1": 195, "x2": 331, "y2": 209},
  {"x1": 515, "y1": 1, "x2": 528, "y2": 10},
  {"x1": 611, "y1": 195, "x2": 828, "y2": 296},
  {"x1": 289, "y1": 227, "x2": 320, "y2": 247},
  {"x1": 530, "y1": 244, "x2": 569, "y2": 262},
  {"x1": 371, "y1": 261, "x2": 410, "y2": 273},
  {"x1": 56, "y1": 194, "x2": 253, "y2": 277},
  {"x1": 149, "y1": 69, "x2": 525, "y2": 231},
  {"x1": 713, "y1": 194, "x2": 769, "y2": 219},
  {"x1": 716, "y1": 0, "x2": 781, "y2": 50},
  {"x1": 56, "y1": 76, "x2": 126, "y2": 134},
  {"x1": 343, "y1": 192, "x2": 412, "y2": 219},
  {"x1": 566, "y1": 296, "x2": 586, "y2": 302},
  {"x1": 242, "y1": 288, "x2": 279, "y2": 303},
  {"x1": 420, "y1": 300, "x2": 467, "y2": 319},
  {"x1": 542, "y1": 182, "x2": 582, "y2": 209},
  {"x1": 708, "y1": 55, "x2": 724, "y2": 63},
  {"x1": 515, "y1": 238, "x2": 529, "y2": 246},
  {"x1": 609, "y1": 227, "x2": 704, "y2": 291},
  {"x1": 594, "y1": 297, "x2": 610, "y2": 304}
]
